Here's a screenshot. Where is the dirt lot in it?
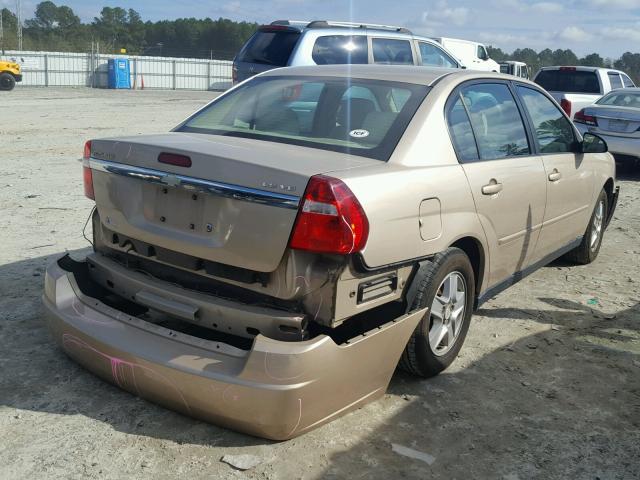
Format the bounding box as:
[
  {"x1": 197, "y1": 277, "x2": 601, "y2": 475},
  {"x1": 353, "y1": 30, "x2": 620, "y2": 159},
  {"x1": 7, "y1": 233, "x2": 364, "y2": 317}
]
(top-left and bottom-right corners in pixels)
[{"x1": 1, "y1": 87, "x2": 639, "y2": 480}]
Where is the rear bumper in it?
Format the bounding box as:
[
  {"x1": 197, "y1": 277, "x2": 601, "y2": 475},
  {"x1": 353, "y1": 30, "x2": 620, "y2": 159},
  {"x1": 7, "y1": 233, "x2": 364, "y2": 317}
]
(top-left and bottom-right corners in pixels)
[{"x1": 43, "y1": 255, "x2": 425, "y2": 440}]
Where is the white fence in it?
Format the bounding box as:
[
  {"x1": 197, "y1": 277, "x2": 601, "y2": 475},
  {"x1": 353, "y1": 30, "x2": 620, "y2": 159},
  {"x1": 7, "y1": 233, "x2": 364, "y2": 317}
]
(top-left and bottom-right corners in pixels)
[{"x1": 1, "y1": 50, "x2": 233, "y2": 91}]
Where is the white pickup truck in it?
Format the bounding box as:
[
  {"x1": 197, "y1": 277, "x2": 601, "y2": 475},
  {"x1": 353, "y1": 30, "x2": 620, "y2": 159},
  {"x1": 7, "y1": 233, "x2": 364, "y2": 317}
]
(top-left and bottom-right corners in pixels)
[{"x1": 533, "y1": 66, "x2": 636, "y2": 119}]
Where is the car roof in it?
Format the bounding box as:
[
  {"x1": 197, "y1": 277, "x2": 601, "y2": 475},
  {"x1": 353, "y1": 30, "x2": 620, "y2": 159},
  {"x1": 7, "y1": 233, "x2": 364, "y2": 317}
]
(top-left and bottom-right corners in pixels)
[
  {"x1": 258, "y1": 64, "x2": 531, "y2": 87},
  {"x1": 539, "y1": 66, "x2": 627, "y2": 74},
  {"x1": 606, "y1": 87, "x2": 640, "y2": 94}
]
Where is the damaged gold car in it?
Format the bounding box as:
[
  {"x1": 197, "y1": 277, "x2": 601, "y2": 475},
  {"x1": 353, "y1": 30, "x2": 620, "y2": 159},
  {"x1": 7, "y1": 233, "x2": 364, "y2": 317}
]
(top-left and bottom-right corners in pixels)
[{"x1": 43, "y1": 65, "x2": 618, "y2": 440}]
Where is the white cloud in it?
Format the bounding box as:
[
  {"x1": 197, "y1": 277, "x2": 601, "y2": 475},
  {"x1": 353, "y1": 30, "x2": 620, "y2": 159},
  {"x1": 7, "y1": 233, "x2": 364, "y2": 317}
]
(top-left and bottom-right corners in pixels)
[
  {"x1": 600, "y1": 24, "x2": 640, "y2": 42},
  {"x1": 558, "y1": 26, "x2": 592, "y2": 42},
  {"x1": 423, "y1": 1, "x2": 471, "y2": 27},
  {"x1": 588, "y1": 0, "x2": 640, "y2": 9},
  {"x1": 530, "y1": 2, "x2": 563, "y2": 13},
  {"x1": 492, "y1": 0, "x2": 563, "y2": 13}
]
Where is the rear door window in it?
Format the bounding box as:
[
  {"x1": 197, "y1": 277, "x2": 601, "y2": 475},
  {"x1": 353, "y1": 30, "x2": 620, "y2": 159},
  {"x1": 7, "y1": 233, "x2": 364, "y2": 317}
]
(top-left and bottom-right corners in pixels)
[
  {"x1": 608, "y1": 72, "x2": 623, "y2": 90},
  {"x1": 446, "y1": 95, "x2": 479, "y2": 162},
  {"x1": 460, "y1": 83, "x2": 530, "y2": 160},
  {"x1": 516, "y1": 86, "x2": 576, "y2": 154},
  {"x1": 372, "y1": 38, "x2": 414, "y2": 65},
  {"x1": 534, "y1": 69, "x2": 601, "y2": 94},
  {"x1": 312, "y1": 35, "x2": 368, "y2": 65},
  {"x1": 236, "y1": 28, "x2": 300, "y2": 66},
  {"x1": 418, "y1": 42, "x2": 458, "y2": 68}
]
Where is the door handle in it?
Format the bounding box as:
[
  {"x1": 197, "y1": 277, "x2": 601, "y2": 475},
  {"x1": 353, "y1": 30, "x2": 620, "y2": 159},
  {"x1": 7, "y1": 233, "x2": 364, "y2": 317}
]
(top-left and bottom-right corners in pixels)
[
  {"x1": 548, "y1": 169, "x2": 562, "y2": 182},
  {"x1": 481, "y1": 180, "x2": 503, "y2": 195}
]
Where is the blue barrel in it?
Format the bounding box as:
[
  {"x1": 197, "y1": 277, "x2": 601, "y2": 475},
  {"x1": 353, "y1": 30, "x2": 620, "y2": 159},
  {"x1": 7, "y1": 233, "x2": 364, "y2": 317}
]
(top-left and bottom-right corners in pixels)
[{"x1": 107, "y1": 58, "x2": 131, "y2": 89}]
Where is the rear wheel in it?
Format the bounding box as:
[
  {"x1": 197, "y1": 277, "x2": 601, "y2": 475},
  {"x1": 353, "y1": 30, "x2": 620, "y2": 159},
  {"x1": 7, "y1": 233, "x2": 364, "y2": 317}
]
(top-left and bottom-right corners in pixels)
[
  {"x1": 565, "y1": 189, "x2": 608, "y2": 265},
  {"x1": 399, "y1": 248, "x2": 475, "y2": 378},
  {"x1": 0, "y1": 73, "x2": 16, "y2": 91}
]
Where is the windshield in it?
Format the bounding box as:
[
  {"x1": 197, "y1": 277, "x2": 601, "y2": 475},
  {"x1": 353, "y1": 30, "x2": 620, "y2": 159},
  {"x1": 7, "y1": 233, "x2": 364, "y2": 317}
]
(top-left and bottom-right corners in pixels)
[
  {"x1": 596, "y1": 91, "x2": 640, "y2": 108},
  {"x1": 236, "y1": 29, "x2": 300, "y2": 66},
  {"x1": 177, "y1": 76, "x2": 429, "y2": 161},
  {"x1": 534, "y1": 69, "x2": 601, "y2": 94}
]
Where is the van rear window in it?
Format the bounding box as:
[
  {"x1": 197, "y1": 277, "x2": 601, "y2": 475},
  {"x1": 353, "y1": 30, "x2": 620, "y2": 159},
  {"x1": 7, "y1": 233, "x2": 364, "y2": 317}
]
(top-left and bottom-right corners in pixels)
[
  {"x1": 237, "y1": 29, "x2": 300, "y2": 66},
  {"x1": 534, "y1": 69, "x2": 601, "y2": 94}
]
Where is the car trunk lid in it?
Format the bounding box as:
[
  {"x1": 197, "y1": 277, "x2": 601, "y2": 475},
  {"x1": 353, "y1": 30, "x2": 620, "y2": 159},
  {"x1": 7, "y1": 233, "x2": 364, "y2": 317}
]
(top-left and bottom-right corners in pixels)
[
  {"x1": 584, "y1": 105, "x2": 640, "y2": 136},
  {"x1": 89, "y1": 133, "x2": 375, "y2": 272}
]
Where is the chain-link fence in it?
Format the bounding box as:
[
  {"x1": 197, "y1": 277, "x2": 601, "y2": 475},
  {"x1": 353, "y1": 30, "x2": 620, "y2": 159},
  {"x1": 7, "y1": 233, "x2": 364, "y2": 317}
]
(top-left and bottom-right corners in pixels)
[{"x1": 1, "y1": 50, "x2": 233, "y2": 90}]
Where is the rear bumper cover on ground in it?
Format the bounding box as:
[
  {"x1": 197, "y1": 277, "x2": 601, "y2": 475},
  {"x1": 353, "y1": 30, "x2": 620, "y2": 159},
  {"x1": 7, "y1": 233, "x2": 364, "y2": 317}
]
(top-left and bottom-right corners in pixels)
[{"x1": 43, "y1": 256, "x2": 425, "y2": 440}]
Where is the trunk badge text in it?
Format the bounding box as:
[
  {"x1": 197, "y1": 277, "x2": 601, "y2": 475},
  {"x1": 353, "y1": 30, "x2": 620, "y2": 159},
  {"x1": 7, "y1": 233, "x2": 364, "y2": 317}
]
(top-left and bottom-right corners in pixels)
[{"x1": 261, "y1": 181, "x2": 296, "y2": 192}]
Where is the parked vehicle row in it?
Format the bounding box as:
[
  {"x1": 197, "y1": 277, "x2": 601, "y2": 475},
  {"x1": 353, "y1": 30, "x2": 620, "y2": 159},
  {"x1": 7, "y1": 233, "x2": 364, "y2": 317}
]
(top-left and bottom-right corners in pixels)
[
  {"x1": 44, "y1": 64, "x2": 618, "y2": 440},
  {"x1": 533, "y1": 66, "x2": 636, "y2": 119},
  {"x1": 233, "y1": 20, "x2": 464, "y2": 83}
]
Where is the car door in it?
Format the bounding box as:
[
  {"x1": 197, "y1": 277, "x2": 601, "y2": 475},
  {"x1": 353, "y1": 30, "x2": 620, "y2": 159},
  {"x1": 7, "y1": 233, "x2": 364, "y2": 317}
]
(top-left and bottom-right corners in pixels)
[
  {"x1": 447, "y1": 81, "x2": 547, "y2": 288},
  {"x1": 515, "y1": 85, "x2": 594, "y2": 260}
]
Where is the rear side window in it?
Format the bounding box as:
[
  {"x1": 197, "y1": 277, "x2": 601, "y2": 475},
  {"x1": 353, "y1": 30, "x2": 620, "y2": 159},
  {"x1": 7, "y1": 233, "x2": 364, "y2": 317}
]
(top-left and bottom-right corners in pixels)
[
  {"x1": 517, "y1": 86, "x2": 575, "y2": 154},
  {"x1": 237, "y1": 29, "x2": 300, "y2": 66},
  {"x1": 460, "y1": 83, "x2": 530, "y2": 160},
  {"x1": 534, "y1": 69, "x2": 601, "y2": 94},
  {"x1": 418, "y1": 42, "x2": 457, "y2": 68},
  {"x1": 312, "y1": 35, "x2": 368, "y2": 65},
  {"x1": 608, "y1": 72, "x2": 623, "y2": 90},
  {"x1": 446, "y1": 95, "x2": 479, "y2": 162},
  {"x1": 622, "y1": 74, "x2": 635, "y2": 88},
  {"x1": 372, "y1": 38, "x2": 414, "y2": 65}
]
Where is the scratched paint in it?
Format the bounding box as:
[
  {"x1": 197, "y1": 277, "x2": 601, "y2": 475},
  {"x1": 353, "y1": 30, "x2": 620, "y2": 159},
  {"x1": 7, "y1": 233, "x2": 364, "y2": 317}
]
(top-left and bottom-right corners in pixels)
[{"x1": 61, "y1": 333, "x2": 192, "y2": 414}]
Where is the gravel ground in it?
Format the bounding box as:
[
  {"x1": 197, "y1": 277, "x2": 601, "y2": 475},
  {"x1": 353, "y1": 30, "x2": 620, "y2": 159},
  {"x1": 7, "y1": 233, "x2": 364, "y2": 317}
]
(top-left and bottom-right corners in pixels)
[{"x1": 1, "y1": 87, "x2": 639, "y2": 480}]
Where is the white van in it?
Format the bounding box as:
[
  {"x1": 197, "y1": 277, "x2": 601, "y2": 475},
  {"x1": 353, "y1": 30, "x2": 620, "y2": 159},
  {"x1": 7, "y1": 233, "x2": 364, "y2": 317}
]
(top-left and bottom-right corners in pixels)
[{"x1": 432, "y1": 37, "x2": 500, "y2": 72}]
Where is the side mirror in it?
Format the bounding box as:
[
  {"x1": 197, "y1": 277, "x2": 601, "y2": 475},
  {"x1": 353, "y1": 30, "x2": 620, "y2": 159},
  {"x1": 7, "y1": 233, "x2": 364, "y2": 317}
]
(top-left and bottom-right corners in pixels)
[{"x1": 581, "y1": 133, "x2": 608, "y2": 154}]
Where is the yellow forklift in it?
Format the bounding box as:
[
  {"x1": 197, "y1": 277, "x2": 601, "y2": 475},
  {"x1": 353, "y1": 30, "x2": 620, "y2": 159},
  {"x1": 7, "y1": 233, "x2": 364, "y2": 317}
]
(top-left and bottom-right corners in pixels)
[{"x1": 0, "y1": 60, "x2": 22, "y2": 90}]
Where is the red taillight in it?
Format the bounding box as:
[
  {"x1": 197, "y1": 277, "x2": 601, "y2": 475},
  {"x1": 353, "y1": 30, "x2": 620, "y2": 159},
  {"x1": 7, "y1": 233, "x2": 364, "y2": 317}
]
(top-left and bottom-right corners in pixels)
[
  {"x1": 574, "y1": 109, "x2": 598, "y2": 126},
  {"x1": 83, "y1": 140, "x2": 95, "y2": 200},
  {"x1": 158, "y1": 152, "x2": 192, "y2": 168},
  {"x1": 289, "y1": 175, "x2": 369, "y2": 255},
  {"x1": 559, "y1": 66, "x2": 577, "y2": 72},
  {"x1": 560, "y1": 99, "x2": 572, "y2": 117}
]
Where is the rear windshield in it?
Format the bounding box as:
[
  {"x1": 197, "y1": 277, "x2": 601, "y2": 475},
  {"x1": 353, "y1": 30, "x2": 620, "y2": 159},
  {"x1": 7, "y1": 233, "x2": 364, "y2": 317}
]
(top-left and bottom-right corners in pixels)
[
  {"x1": 236, "y1": 29, "x2": 300, "y2": 66},
  {"x1": 596, "y1": 91, "x2": 640, "y2": 108},
  {"x1": 534, "y1": 69, "x2": 601, "y2": 94},
  {"x1": 177, "y1": 76, "x2": 429, "y2": 161}
]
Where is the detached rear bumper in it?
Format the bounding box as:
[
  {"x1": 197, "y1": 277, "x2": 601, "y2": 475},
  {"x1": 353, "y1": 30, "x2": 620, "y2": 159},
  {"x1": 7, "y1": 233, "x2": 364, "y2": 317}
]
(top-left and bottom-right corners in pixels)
[{"x1": 43, "y1": 256, "x2": 425, "y2": 440}]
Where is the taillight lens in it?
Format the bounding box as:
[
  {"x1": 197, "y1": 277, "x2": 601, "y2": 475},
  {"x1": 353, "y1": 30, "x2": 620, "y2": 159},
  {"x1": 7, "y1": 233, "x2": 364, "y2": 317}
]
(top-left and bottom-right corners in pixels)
[
  {"x1": 83, "y1": 140, "x2": 95, "y2": 200},
  {"x1": 289, "y1": 175, "x2": 369, "y2": 255},
  {"x1": 574, "y1": 109, "x2": 598, "y2": 126},
  {"x1": 560, "y1": 99, "x2": 572, "y2": 117}
]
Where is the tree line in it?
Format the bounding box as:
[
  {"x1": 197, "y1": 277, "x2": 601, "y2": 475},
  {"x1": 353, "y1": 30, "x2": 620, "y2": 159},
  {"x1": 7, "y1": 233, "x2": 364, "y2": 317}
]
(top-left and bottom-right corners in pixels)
[
  {"x1": 488, "y1": 46, "x2": 640, "y2": 84},
  {"x1": 1, "y1": 1, "x2": 639, "y2": 83},
  {"x1": 0, "y1": 2, "x2": 257, "y2": 59}
]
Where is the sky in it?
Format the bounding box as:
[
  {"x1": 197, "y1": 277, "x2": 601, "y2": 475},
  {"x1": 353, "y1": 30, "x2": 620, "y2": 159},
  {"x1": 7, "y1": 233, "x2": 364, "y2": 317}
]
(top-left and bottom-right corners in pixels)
[{"x1": 4, "y1": 0, "x2": 640, "y2": 58}]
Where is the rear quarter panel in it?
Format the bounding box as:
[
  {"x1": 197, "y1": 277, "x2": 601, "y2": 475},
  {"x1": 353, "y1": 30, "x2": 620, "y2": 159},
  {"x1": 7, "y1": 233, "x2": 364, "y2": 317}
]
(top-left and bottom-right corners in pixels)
[{"x1": 332, "y1": 76, "x2": 490, "y2": 291}]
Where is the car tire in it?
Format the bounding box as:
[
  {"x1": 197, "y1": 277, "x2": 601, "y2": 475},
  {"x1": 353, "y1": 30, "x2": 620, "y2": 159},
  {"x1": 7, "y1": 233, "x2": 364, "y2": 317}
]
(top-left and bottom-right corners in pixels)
[
  {"x1": 564, "y1": 189, "x2": 608, "y2": 265},
  {"x1": 399, "y1": 247, "x2": 475, "y2": 378},
  {"x1": 0, "y1": 73, "x2": 16, "y2": 91}
]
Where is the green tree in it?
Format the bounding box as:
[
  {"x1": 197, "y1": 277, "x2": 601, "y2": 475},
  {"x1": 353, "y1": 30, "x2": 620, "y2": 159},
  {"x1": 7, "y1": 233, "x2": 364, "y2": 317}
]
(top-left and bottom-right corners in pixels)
[
  {"x1": 579, "y1": 53, "x2": 604, "y2": 67},
  {"x1": 614, "y1": 52, "x2": 640, "y2": 84}
]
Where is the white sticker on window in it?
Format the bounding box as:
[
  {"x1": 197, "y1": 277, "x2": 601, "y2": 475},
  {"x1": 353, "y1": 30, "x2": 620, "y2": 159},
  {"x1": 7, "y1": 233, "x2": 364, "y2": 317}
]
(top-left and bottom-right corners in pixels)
[{"x1": 349, "y1": 129, "x2": 370, "y2": 138}]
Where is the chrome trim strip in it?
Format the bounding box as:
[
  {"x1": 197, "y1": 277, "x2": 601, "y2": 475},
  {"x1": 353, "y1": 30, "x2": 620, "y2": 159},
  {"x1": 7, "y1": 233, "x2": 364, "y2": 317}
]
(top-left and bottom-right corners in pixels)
[{"x1": 89, "y1": 158, "x2": 300, "y2": 210}]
